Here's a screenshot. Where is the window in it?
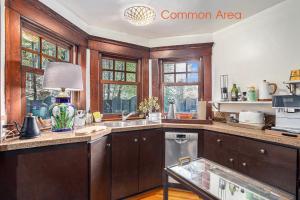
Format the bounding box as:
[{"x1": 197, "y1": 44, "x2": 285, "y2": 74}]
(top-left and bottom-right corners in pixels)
[
  {"x1": 162, "y1": 60, "x2": 201, "y2": 113},
  {"x1": 21, "y1": 29, "x2": 72, "y2": 119},
  {"x1": 101, "y1": 57, "x2": 138, "y2": 114}
]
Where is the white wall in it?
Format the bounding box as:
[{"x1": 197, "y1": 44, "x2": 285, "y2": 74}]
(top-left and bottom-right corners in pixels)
[
  {"x1": 0, "y1": 0, "x2": 5, "y2": 138},
  {"x1": 212, "y1": 0, "x2": 300, "y2": 101}
]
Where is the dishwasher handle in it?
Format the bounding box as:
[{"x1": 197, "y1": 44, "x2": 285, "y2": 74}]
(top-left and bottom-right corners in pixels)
[{"x1": 175, "y1": 138, "x2": 188, "y2": 144}]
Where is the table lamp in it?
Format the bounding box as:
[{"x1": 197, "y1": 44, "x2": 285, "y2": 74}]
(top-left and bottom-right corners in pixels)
[{"x1": 43, "y1": 62, "x2": 83, "y2": 132}]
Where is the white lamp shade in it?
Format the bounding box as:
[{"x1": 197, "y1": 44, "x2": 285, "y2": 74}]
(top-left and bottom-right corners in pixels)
[{"x1": 43, "y1": 62, "x2": 83, "y2": 91}]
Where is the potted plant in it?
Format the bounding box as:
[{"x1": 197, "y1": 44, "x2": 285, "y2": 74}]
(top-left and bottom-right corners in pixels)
[{"x1": 138, "y1": 96, "x2": 161, "y2": 122}]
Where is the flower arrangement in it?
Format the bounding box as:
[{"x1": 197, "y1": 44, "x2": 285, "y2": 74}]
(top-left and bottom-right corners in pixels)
[{"x1": 138, "y1": 96, "x2": 160, "y2": 116}]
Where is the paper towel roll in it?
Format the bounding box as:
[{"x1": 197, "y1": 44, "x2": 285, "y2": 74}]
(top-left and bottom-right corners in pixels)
[{"x1": 197, "y1": 101, "x2": 207, "y2": 120}]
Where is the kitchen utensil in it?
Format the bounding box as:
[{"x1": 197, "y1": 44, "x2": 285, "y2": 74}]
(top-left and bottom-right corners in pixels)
[
  {"x1": 259, "y1": 80, "x2": 277, "y2": 101},
  {"x1": 14, "y1": 113, "x2": 40, "y2": 139},
  {"x1": 220, "y1": 75, "x2": 229, "y2": 101}
]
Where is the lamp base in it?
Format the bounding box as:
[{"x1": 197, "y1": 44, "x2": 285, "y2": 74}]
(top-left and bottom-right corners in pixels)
[{"x1": 49, "y1": 97, "x2": 76, "y2": 132}]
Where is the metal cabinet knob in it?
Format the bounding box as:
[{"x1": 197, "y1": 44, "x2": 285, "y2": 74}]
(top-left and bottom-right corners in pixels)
[
  {"x1": 260, "y1": 149, "x2": 266, "y2": 154},
  {"x1": 106, "y1": 143, "x2": 111, "y2": 147},
  {"x1": 229, "y1": 158, "x2": 234, "y2": 162},
  {"x1": 242, "y1": 162, "x2": 247, "y2": 167},
  {"x1": 217, "y1": 139, "x2": 222, "y2": 143},
  {"x1": 142, "y1": 137, "x2": 146, "y2": 141},
  {"x1": 134, "y1": 138, "x2": 138, "y2": 142}
]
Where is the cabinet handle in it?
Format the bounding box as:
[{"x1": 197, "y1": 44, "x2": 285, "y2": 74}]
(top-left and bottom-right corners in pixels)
[
  {"x1": 260, "y1": 149, "x2": 266, "y2": 154},
  {"x1": 217, "y1": 139, "x2": 222, "y2": 143},
  {"x1": 142, "y1": 137, "x2": 146, "y2": 141},
  {"x1": 106, "y1": 143, "x2": 111, "y2": 147},
  {"x1": 134, "y1": 138, "x2": 138, "y2": 142},
  {"x1": 229, "y1": 158, "x2": 234, "y2": 162},
  {"x1": 242, "y1": 162, "x2": 247, "y2": 167}
]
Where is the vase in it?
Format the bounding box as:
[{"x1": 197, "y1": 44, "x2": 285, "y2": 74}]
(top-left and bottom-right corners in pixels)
[
  {"x1": 49, "y1": 97, "x2": 76, "y2": 132},
  {"x1": 148, "y1": 112, "x2": 162, "y2": 122}
]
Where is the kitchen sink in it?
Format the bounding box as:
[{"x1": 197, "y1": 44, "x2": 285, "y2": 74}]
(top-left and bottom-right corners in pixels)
[{"x1": 102, "y1": 119, "x2": 158, "y2": 128}]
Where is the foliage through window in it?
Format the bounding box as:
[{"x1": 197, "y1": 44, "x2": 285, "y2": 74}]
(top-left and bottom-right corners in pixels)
[
  {"x1": 21, "y1": 29, "x2": 71, "y2": 119},
  {"x1": 102, "y1": 57, "x2": 138, "y2": 114},
  {"x1": 162, "y1": 60, "x2": 200, "y2": 113}
]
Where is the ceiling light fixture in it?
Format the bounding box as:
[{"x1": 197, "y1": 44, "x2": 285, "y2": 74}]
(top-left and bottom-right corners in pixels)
[{"x1": 124, "y1": 6, "x2": 155, "y2": 26}]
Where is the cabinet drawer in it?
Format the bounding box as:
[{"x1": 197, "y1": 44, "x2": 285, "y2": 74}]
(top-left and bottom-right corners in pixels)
[
  {"x1": 238, "y1": 154, "x2": 297, "y2": 194},
  {"x1": 203, "y1": 131, "x2": 239, "y2": 169},
  {"x1": 239, "y1": 138, "x2": 297, "y2": 165}
]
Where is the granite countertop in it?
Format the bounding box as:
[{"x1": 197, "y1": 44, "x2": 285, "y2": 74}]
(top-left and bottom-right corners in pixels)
[{"x1": 1, "y1": 121, "x2": 300, "y2": 152}]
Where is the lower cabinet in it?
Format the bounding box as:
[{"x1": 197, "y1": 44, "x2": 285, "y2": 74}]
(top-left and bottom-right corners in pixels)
[
  {"x1": 111, "y1": 129, "x2": 163, "y2": 200},
  {"x1": 90, "y1": 135, "x2": 111, "y2": 200},
  {"x1": 0, "y1": 143, "x2": 89, "y2": 200},
  {"x1": 203, "y1": 130, "x2": 297, "y2": 195}
]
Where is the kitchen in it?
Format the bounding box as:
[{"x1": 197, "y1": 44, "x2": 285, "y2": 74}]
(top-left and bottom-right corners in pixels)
[{"x1": 0, "y1": 0, "x2": 300, "y2": 200}]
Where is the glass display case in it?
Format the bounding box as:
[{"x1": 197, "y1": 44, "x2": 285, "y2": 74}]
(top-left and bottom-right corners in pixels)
[{"x1": 164, "y1": 158, "x2": 295, "y2": 200}]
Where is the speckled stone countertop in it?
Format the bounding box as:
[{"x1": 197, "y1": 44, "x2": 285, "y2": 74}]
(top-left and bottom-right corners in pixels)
[{"x1": 1, "y1": 121, "x2": 300, "y2": 152}]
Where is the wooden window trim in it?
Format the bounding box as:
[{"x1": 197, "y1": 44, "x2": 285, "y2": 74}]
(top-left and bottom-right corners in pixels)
[
  {"x1": 100, "y1": 55, "x2": 140, "y2": 118},
  {"x1": 21, "y1": 27, "x2": 73, "y2": 118},
  {"x1": 159, "y1": 58, "x2": 203, "y2": 114}
]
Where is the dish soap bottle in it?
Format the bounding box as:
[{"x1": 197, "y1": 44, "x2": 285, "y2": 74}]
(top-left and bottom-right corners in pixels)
[{"x1": 231, "y1": 84, "x2": 239, "y2": 101}]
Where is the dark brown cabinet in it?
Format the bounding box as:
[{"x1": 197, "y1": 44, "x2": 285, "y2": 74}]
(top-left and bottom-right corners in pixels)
[
  {"x1": 0, "y1": 143, "x2": 89, "y2": 200},
  {"x1": 111, "y1": 129, "x2": 163, "y2": 200},
  {"x1": 111, "y1": 132, "x2": 140, "y2": 200},
  {"x1": 90, "y1": 135, "x2": 111, "y2": 200},
  {"x1": 203, "y1": 130, "x2": 297, "y2": 194},
  {"x1": 139, "y1": 129, "x2": 163, "y2": 192}
]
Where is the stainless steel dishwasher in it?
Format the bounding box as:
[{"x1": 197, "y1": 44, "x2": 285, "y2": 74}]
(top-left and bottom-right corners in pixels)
[{"x1": 165, "y1": 132, "x2": 198, "y2": 183}]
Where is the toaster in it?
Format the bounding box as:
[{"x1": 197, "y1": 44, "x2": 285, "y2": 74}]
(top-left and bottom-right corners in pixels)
[{"x1": 239, "y1": 111, "x2": 265, "y2": 126}]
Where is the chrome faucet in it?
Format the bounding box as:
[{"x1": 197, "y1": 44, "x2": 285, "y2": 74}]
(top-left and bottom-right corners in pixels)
[{"x1": 122, "y1": 111, "x2": 136, "y2": 121}]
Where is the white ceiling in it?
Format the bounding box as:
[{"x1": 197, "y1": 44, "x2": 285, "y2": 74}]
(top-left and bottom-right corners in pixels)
[{"x1": 40, "y1": 0, "x2": 286, "y2": 46}]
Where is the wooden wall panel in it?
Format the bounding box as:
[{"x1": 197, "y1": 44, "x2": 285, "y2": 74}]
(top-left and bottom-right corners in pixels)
[
  {"x1": 151, "y1": 59, "x2": 160, "y2": 98},
  {"x1": 203, "y1": 55, "x2": 212, "y2": 119},
  {"x1": 90, "y1": 50, "x2": 100, "y2": 112},
  {"x1": 141, "y1": 58, "x2": 149, "y2": 100},
  {"x1": 5, "y1": 7, "x2": 22, "y2": 123},
  {"x1": 88, "y1": 39, "x2": 149, "y2": 59},
  {"x1": 6, "y1": 0, "x2": 88, "y2": 46}
]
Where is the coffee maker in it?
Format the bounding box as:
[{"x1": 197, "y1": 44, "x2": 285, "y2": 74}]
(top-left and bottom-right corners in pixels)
[{"x1": 272, "y1": 95, "x2": 300, "y2": 133}]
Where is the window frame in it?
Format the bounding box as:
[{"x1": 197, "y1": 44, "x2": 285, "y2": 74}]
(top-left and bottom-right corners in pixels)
[
  {"x1": 160, "y1": 58, "x2": 204, "y2": 114},
  {"x1": 100, "y1": 55, "x2": 141, "y2": 118},
  {"x1": 21, "y1": 27, "x2": 73, "y2": 118}
]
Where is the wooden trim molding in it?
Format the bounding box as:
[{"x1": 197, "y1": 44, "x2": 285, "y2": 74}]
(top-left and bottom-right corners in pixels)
[
  {"x1": 151, "y1": 43, "x2": 214, "y2": 119},
  {"x1": 5, "y1": 7, "x2": 22, "y2": 123},
  {"x1": 5, "y1": 0, "x2": 88, "y2": 46},
  {"x1": 90, "y1": 50, "x2": 100, "y2": 112}
]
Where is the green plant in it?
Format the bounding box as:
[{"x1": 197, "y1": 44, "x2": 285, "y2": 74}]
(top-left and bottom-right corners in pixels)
[{"x1": 138, "y1": 96, "x2": 160, "y2": 115}]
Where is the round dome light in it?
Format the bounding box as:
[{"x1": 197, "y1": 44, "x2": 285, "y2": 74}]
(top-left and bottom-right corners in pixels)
[{"x1": 124, "y1": 6, "x2": 156, "y2": 26}]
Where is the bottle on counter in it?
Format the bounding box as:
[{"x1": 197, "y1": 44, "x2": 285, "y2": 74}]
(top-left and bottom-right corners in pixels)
[
  {"x1": 86, "y1": 110, "x2": 93, "y2": 124},
  {"x1": 231, "y1": 84, "x2": 239, "y2": 101}
]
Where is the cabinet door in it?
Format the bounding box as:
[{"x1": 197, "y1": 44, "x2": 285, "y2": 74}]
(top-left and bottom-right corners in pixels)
[
  {"x1": 90, "y1": 135, "x2": 111, "y2": 200},
  {"x1": 111, "y1": 132, "x2": 139, "y2": 200},
  {"x1": 16, "y1": 143, "x2": 89, "y2": 200},
  {"x1": 139, "y1": 129, "x2": 163, "y2": 192}
]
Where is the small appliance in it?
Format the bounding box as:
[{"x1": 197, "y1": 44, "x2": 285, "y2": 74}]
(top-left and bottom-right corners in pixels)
[
  {"x1": 14, "y1": 113, "x2": 40, "y2": 139},
  {"x1": 239, "y1": 111, "x2": 265, "y2": 127},
  {"x1": 258, "y1": 80, "x2": 277, "y2": 101},
  {"x1": 272, "y1": 95, "x2": 300, "y2": 133}
]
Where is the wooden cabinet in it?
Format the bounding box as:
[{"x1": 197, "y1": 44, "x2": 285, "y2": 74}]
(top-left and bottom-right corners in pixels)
[
  {"x1": 111, "y1": 132, "x2": 140, "y2": 200},
  {"x1": 0, "y1": 143, "x2": 89, "y2": 200},
  {"x1": 203, "y1": 130, "x2": 297, "y2": 194},
  {"x1": 111, "y1": 129, "x2": 163, "y2": 200},
  {"x1": 139, "y1": 129, "x2": 163, "y2": 192},
  {"x1": 90, "y1": 135, "x2": 111, "y2": 200}
]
